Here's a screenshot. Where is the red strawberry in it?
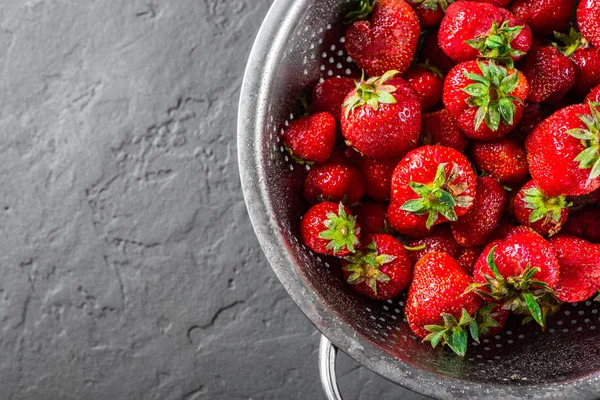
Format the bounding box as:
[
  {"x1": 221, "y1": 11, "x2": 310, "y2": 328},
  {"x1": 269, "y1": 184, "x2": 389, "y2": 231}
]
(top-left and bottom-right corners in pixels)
[
  {"x1": 405, "y1": 225, "x2": 463, "y2": 264},
  {"x1": 526, "y1": 103, "x2": 600, "y2": 197},
  {"x1": 405, "y1": 0, "x2": 454, "y2": 28},
  {"x1": 304, "y1": 158, "x2": 365, "y2": 205},
  {"x1": 353, "y1": 202, "x2": 392, "y2": 234},
  {"x1": 554, "y1": 28, "x2": 600, "y2": 99},
  {"x1": 443, "y1": 61, "x2": 529, "y2": 140},
  {"x1": 475, "y1": 302, "x2": 510, "y2": 338},
  {"x1": 345, "y1": 0, "x2": 420, "y2": 76},
  {"x1": 507, "y1": 102, "x2": 544, "y2": 144},
  {"x1": 405, "y1": 252, "x2": 482, "y2": 356},
  {"x1": 469, "y1": 138, "x2": 529, "y2": 186},
  {"x1": 354, "y1": 156, "x2": 398, "y2": 201},
  {"x1": 341, "y1": 71, "x2": 421, "y2": 159},
  {"x1": 311, "y1": 77, "x2": 357, "y2": 120},
  {"x1": 510, "y1": 0, "x2": 575, "y2": 36},
  {"x1": 458, "y1": 247, "x2": 482, "y2": 275},
  {"x1": 513, "y1": 180, "x2": 571, "y2": 237},
  {"x1": 487, "y1": 221, "x2": 517, "y2": 242},
  {"x1": 562, "y1": 207, "x2": 600, "y2": 243},
  {"x1": 342, "y1": 234, "x2": 412, "y2": 300},
  {"x1": 300, "y1": 202, "x2": 361, "y2": 257},
  {"x1": 389, "y1": 145, "x2": 477, "y2": 236},
  {"x1": 586, "y1": 84, "x2": 600, "y2": 103},
  {"x1": 471, "y1": 227, "x2": 560, "y2": 328},
  {"x1": 422, "y1": 30, "x2": 457, "y2": 73},
  {"x1": 450, "y1": 177, "x2": 507, "y2": 247},
  {"x1": 404, "y1": 63, "x2": 445, "y2": 112},
  {"x1": 421, "y1": 109, "x2": 468, "y2": 152},
  {"x1": 462, "y1": 0, "x2": 511, "y2": 6},
  {"x1": 284, "y1": 112, "x2": 336, "y2": 164},
  {"x1": 438, "y1": 2, "x2": 532, "y2": 66},
  {"x1": 549, "y1": 235, "x2": 600, "y2": 302},
  {"x1": 578, "y1": 0, "x2": 600, "y2": 48},
  {"x1": 522, "y1": 42, "x2": 576, "y2": 104}
]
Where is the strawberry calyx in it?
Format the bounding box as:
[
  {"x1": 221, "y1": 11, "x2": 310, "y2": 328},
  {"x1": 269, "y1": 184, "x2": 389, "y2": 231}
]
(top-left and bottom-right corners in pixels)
[
  {"x1": 554, "y1": 28, "x2": 588, "y2": 58},
  {"x1": 466, "y1": 246, "x2": 557, "y2": 329},
  {"x1": 345, "y1": 0, "x2": 375, "y2": 23},
  {"x1": 317, "y1": 203, "x2": 361, "y2": 255},
  {"x1": 423, "y1": 308, "x2": 479, "y2": 357},
  {"x1": 400, "y1": 163, "x2": 474, "y2": 229},
  {"x1": 462, "y1": 61, "x2": 522, "y2": 132},
  {"x1": 522, "y1": 186, "x2": 572, "y2": 234},
  {"x1": 411, "y1": 0, "x2": 455, "y2": 12},
  {"x1": 474, "y1": 303, "x2": 502, "y2": 337},
  {"x1": 285, "y1": 146, "x2": 315, "y2": 166},
  {"x1": 465, "y1": 21, "x2": 525, "y2": 68},
  {"x1": 343, "y1": 240, "x2": 395, "y2": 294},
  {"x1": 404, "y1": 243, "x2": 427, "y2": 251},
  {"x1": 343, "y1": 70, "x2": 399, "y2": 118},
  {"x1": 566, "y1": 102, "x2": 600, "y2": 181}
]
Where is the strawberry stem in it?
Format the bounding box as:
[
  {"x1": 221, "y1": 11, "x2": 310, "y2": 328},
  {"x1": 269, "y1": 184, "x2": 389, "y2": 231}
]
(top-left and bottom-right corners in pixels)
[
  {"x1": 465, "y1": 20, "x2": 525, "y2": 68},
  {"x1": 553, "y1": 28, "x2": 587, "y2": 58},
  {"x1": 343, "y1": 240, "x2": 395, "y2": 294},
  {"x1": 317, "y1": 203, "x2": 361, "y2": 255}
]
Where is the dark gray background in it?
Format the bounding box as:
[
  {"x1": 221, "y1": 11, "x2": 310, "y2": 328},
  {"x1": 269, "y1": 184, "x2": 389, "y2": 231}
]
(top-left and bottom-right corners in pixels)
[{"x1": 0, "y1": 1, "x2": 427, "y2": 398}]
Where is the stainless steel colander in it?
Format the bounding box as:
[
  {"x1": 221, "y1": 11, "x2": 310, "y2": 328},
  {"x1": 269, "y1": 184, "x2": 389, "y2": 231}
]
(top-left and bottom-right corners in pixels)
[{"x1": 237, "y1": 1, "x2": 600, "y2": 398}]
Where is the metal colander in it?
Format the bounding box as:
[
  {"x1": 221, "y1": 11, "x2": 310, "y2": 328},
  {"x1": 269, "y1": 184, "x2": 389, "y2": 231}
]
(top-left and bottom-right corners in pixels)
[{"x1": 237, "y1": 1, "x2": 600, "y2": 398}]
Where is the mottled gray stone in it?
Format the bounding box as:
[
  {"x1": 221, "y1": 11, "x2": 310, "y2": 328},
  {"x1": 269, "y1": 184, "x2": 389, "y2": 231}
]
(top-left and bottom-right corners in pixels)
[{"x1": 0, "y1": 1, "x2": 428, "y2": 399}]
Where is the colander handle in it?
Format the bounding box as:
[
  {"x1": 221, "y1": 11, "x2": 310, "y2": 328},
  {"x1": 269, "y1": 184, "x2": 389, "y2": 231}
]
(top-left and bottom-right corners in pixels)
[{"x1": 319, "y1": 335, "x2": 344, "y2": 400}]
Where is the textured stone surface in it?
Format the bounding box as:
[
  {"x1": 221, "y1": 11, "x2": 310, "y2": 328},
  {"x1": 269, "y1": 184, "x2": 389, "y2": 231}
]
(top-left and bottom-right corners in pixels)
[{"x1": 0, "y1": 1, "x2": 427, "y2": 399}]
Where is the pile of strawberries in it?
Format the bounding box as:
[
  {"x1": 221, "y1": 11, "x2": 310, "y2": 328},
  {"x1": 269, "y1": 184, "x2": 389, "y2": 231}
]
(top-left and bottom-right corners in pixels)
[{"x1": 286, "y1": 0, "x2": 600, "y2": 356}]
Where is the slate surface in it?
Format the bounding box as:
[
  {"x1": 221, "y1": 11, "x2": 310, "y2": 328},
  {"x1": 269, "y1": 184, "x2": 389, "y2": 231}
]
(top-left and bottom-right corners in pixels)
[{"x1": 0, "y1": 1, "x2": 427, "y2": 398}]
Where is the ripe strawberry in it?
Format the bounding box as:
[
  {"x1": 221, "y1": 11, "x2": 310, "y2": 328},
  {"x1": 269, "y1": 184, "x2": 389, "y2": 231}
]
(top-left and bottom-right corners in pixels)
[
  {"x1": 283, "y1": 112, "x2": 336, "y2": 164},
  {"x1": 586, "y1": 84, "x2": 600, "y2": 103},
  {"x1": 342, "y1": 234, "x2": 413, "y2": 300},
  {"x1": 405, "y1": 225, "x2": 463, "y2": 264},
  {"x1": 311, "y1": 77, "x2": 357, "y2": 120},
  {"x1": 354, "y1": 156, "x2": 398, "y2": 201},
  {"x1": 450, "y1": 177, "x2": 507, "y2": 247},
  {"x1": 513, "y1": 180, "x2": 571, "y2": 237},
  {"x1": 404, "y1": 63, "x2": 444, "y2": 112},
  {"x1": 522, "y1": 42, "x2": 576, "y2": 104},
  {"x1": 341, "y1": 71, "x2": 421, "y2": 159},
  {"x1": 345, "y1": 0, "x2": 420, "y2": 76},
  {"x1": 422, "y1": 30, "x2": 456, "y2": 73},
  {"x1": 421, "y1": 109, "x2": 468, "y2": 152},
  {"x1": 458, "y1": 247, "x2": 481, "y2": 275},
  {"x1": 405, "y1": 252, "x2": 482, "y2": 356},
  {"x1": 304, "y1": 158, "x2": 365, "y2": 205},
  {"x1": 405, "y1": 0, "x2": 454, "y2": 28},
  {"x1": 443, "y1": 61, "x2": 529, "y2": 140},
  {"x1": 487, "y1": 221, "x2": 517, "y2": 242},
  {"x1": 549, "y1": 235, "x2": 600, "y2": 302},
  {"x1": 469, "y1": 138, "x2": 529, "y2": 186},
  {"x1": 526, "y1": 103, "x2": 600, "y2": 197},
  {"x1": 554, "y1": 28, "x2": 600, "y2": 99},
  {"x1": 562, "y1": 207, "x2": 600, "y2": 243},
  {"x1": 389, "y1": 145, "x2": 477, "y2": 236},
  {"x1": 300, "y1": 202, "x2": 361, "y2": 257},
  {"x1": 462, "y1": 0, "x2": 511, "y2": 6},
  {"x1": 475, "y1": 302, "x2": 510, "y2": 338},
  {"x1": 438, "y1": 2, "x2": 532, "y2": 66},
  {"x1": 509, "y1": 0, "x2": 575, "y2": 36},
  {"x1": 471, "y1": 227, "x2": 560, "y2": 328},
  {"x1": 578, "y1": 0, "x2": 600, "y2": 48},
  {"x1": 507, "y1": 102, "x2": 544, "y2": 144},
  {"x1": 353, "y1": 202, "x2": 392, "y2": 234}
]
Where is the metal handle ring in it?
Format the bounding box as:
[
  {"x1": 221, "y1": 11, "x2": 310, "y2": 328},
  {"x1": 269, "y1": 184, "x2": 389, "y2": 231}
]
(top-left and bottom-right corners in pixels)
[{"x1": 319, "y1": 335, "x2": 344, "y2": 400}]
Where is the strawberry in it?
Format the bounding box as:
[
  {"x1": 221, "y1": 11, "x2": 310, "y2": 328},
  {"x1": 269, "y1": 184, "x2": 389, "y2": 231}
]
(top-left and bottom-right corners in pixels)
[
  {"x1": 471, "y1": 227, "x2": 560, "y2": 328},
  {"x1": 389, "y1": 145, "x2": 477, "y2": 236},
  {"x1": 487, "y1": 221, "x2": 517, "y2": 242},
  {"x1": 422, "y1": 30, "x2": 456, "y2": 73},
  {"x1": 526, "y1": 103, "x2": 600, "y2": 197},
  {"x1": 458, "y1": 247, "x2": 481, "y2": 275},
  {"x1": 354, "y1": 156, "x2": 398, "y2": 201},
  {"x1": 405, "y1": 252, "x2": 482, "y2": 356},
  {"x1": 304, "y1": 158, "x2": 365, "y2": 205},
  {"x1": 522, "y1": 42, "x2": 576, "y2": 104},
  {"x1": 469, "y1": 138, "x2": 529, "y2": 186},
  {"x1": 311, "y1": 77, "x2": 357, "y2": 120},
  {"x1": 513, "y1": 180, "x2": 571, "y2": 237},
  {"x1": 438, "y1": 2, "x2": 532, "y2": 66},
  {"x1": 405, "y1": 225, "x2": 463, "y2": 264},
  {"x1": 562, "y1": 207, "x2": 600, "y2": 243},
  {"x1": 554, "y1": 28, "x2": 600, "y2": 99},
  {"x1": 404, "y1": 63, "x2": 445, "y2": 112},
  {"x1": 509, "y1": 0, "x2": 575, "y2": 36},
  {"x1": 450, "y1": 177, "x2": 507, "y2": 247},
  {"x1": 345, "y1": 0, "x2": 420, "y2": 77},
  {"x1": 421, "y1": 109, "x2": 469, "y2": 152},
  {"x1": 341, "y1": 71, "x2": 421, "y2": 159},
  {"x1": 507, "y1": 102, "x2": 544, "y2": 144},
  {"x1": 462, "y1": 0, "x2": 511, "y2": 6},
  {"x1": 586, "y1": 84, "x2": 600, "y2": 103},
  {"x1": 443, "y1": 61, "x2": 529, "y2": 140},
  {"x1": 549, "y1": 235, "x2": 600, "y2": 302},
  {"x1": 475, "y1": 302, "x2": 509, "y2": 338},
  {"x1": 353, "y1": 202, "x2": 392, "y2": 234},
  {"x1": 284, "y1": 112, "x2": 336, "y2": 164},
  {"x1": 300, "y1": 202, "x2": 361, "y2": 257},
  {"x1": 405, "y1": 0, "x2": 454, "y2": 28},
  {"x1": 342, "y1": 234, "x2": 412, "y2": 300},
  {"x1": 578, "y1": 0, "x2": 600, "y2": 48}
]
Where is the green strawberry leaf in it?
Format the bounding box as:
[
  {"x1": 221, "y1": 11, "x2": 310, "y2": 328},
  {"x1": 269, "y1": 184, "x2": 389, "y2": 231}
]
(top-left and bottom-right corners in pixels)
[{"x1": 523, "y1": 292, "x2": 543, "y2": 328}]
